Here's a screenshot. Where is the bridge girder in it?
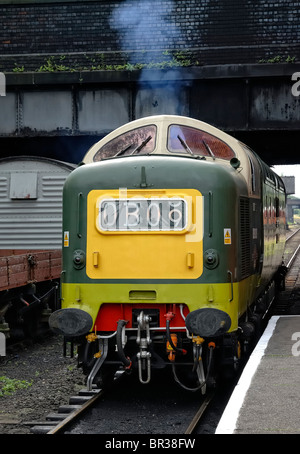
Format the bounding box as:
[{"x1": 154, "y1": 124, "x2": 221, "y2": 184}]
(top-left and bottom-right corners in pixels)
[{"x1": 1, "y1": 64, "x2": 299, "y2": 165}]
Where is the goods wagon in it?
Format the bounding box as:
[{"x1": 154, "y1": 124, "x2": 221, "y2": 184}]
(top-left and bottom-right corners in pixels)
[{"x1": 0, "y1": 156, "x2": 75, "y2": 337}]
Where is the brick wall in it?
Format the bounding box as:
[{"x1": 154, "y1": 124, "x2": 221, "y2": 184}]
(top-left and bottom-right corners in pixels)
[{"x1": 0, "y1": 0, "x2": 299, "y2": 72}]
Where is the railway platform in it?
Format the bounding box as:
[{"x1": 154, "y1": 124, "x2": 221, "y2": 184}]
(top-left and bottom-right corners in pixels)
[
  {"x1": 216, "y1": 315, "x2": 300, "y2": 434},
  {"x1": 216, "y1": 233, "x2": 300, "y2": 434}
]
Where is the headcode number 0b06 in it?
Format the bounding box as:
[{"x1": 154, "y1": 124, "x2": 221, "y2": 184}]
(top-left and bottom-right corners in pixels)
[{"x1": 99, "y1": 198, "x2": 187, "y2": 232}]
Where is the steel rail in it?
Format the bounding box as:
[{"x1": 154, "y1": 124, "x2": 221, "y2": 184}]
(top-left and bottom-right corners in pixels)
[
  {"x1": 184, "y1": 392, "x2": 214, "y2": 434},
  {"x1": 285, "y1": 227, "x2": 300, "y2": 269},
  {"x1": 47, "y1": 388, "x2": 104, "y2": 434},
  {"x1": 43, "y1": 370, "x2": 126, "y2": 434},
  {"x1": 286, "y1": 227, "x2": 300, "y2": 243},
  {"x1": 287, "y1": 243, "x2": 300, "y2": 270}
]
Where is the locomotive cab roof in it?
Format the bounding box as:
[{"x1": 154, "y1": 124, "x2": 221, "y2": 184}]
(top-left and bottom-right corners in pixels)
[
  {"x1": 82, "y1": 115, "x2": 240, "y2": 163},
  {"x1": 82, "y1": 115, "x2": 285, "y2": 197}
]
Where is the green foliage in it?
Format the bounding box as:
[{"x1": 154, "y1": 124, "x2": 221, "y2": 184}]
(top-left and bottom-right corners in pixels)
[
  {"x1": 11, "y1": 50, "x2": 198, "y2": 73},
  {"x1": 0, "y1": 376, "x2": 32, "y2": 397},
  {"x1": 12, "y1": 64, "x2": 25, "y2": 72},
  {"x1": 37, "y1": 56, "x2": 73, "y2": 73},
  {"x1": 259, "y1": 55, "x2": 296, "y2": 64}
]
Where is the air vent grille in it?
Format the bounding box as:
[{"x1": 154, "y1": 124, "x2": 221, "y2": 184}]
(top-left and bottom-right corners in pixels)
[{"x1": 240, "y1": 197, "x2": 251, "y2": 279}]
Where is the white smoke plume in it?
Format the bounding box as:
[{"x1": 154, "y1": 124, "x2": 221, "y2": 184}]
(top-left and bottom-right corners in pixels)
[{"x1": 109, "y1": 0, "x2": 185, "y2": 65}]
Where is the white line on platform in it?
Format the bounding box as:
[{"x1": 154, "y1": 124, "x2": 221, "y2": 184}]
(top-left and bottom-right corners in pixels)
[{"x1": 215, "y1": 316, "x2": 280, "y2": 434}]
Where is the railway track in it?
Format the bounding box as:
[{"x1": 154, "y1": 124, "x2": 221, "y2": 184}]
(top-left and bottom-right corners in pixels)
[
  {"x1": 272, "y1": 226, "x2": 300, "y2": 315},
  {"x1": 29, "y1": 229, "x2": 300, "y2": 435},
  {"x1": 184, "y1": 392, "x2": 214, "y2": 434},
  {"x1": 284, "y1": 226, "x2": 300, "y2": 269},
  {"x1": 30, "y1": 376, "x2": 215, "y2": 435},
  {"x1": 30, "y1": 370, "x2": 125, "y2": 434},
  {"x1": 30, "y1": 387, "x2": 103, "y2": 434}
]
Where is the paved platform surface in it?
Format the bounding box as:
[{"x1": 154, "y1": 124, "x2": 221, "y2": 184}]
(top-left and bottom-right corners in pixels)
[{"x1": 216, "y1": 315, "x2": 300, "y2": 434}]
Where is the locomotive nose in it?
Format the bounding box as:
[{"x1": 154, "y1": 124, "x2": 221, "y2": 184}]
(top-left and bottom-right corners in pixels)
[
  {"x1": 49, "y1": 308, "x2": 93, "y2": 337},
  {"x1": 185, "y1": 308, "x2": 231, "y2": 337}
]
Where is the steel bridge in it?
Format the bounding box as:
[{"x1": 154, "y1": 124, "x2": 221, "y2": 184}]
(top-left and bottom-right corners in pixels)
[{"x1": 1, "y1": 64, "x2": 300, "y2": 165}]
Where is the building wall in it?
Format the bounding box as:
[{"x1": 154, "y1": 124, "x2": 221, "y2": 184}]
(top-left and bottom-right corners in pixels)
[{"x1": 0, "y1": 0, "x2": 299, "y2": 72}]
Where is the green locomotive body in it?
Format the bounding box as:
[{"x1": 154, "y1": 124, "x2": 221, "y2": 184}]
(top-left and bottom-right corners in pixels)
[{"x1": 50, "y1": 115, "x2": 286, "y2": 391}]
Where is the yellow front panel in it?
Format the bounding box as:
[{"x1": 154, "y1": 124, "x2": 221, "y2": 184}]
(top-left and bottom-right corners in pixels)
[{"x1": 86, "y1": 189, "x2": 203, "y2": 279}]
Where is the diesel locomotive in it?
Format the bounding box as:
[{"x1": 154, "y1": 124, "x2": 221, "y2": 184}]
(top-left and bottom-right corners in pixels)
[{"x1": 49, "y1": 115, "x2": 286, "y2": 392}]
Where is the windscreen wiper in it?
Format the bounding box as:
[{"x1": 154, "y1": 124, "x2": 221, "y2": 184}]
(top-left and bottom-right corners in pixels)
[
  {"x1": 202, "y1": 140, "x2": 215, "y2": 160},
  {"x1": 130, "y1": 135, "x2": 152, "y2": 155},
  {"x1": 114, "y1": 144, "x2": 134, "y2": 157},
  {"x1": 177, "y1": 135, "x2": 195, "y2": 157}
]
